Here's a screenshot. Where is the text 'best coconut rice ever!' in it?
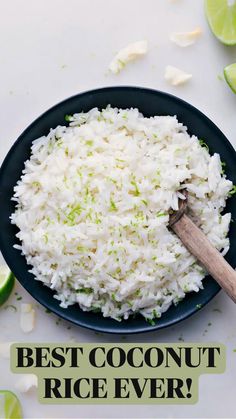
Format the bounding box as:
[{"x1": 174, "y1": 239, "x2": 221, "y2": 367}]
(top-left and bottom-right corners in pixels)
[{"x1": 11, "y1": 107, "x2": 233, "y2": 322}]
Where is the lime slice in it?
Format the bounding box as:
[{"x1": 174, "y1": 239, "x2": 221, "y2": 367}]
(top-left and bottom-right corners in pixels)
[
  {"x1": 224, "y1": 63, "x2": 236, "y2": 93},
  {"x1": 0, "y1": 391, "x2": 23, "y2": 419},
  {"x1": 205, "y1": 0, "x2": 236, "y2": 45},
  {"x1": 0, "y1": 265, "x2": 15, "y2": 306}
]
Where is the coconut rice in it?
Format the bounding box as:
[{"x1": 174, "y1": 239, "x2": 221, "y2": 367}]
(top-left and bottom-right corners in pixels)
[{"x1": 11, "y1": 106, "x2": 233, "y2": 322}]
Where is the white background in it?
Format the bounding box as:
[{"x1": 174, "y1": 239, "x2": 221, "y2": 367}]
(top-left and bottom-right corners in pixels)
[{"x1": 0, "y1": 0, "x2": 236, "y2": 418}]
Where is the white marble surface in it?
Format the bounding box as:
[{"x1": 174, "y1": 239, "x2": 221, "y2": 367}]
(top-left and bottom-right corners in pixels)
[{"x1": 0, "y1": 0, "x2": 236, "y2": 418}]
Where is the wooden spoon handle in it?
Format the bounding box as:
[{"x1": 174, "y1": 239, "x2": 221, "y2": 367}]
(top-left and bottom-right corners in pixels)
[{"x1": 171, "y1": 213, "x2": 236, "y2": 303}]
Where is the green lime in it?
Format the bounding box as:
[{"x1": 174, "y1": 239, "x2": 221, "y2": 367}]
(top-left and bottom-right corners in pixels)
[
  {"x1": 224, "y1": 63, "x2": 236, "y2": 93},
  {"x1": 205, "y1": 0, "x2": 236, "y2": 45},
  {"x1": 0, "y1": 266, "x2": 15, "y2": 306},
  {"x1": 0, "y1": 391, "x2": 23, "y2": 419}
]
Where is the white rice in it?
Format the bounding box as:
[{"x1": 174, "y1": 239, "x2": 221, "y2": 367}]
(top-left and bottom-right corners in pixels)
[{"x1": 11, "y1": 106, "x2": 233, "y2": 322}]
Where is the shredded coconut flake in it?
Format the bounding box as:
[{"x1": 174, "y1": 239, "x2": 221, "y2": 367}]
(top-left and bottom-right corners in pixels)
[
  {"x1": 170, "y1": 27, "x2": 202, "y2": 47},
  {"x1": 15, "y1": 374, "x2": 38, "y2": 393},
  {"x1": 165, "y1": 65, "x2": 192, "y2": 85},
  {"x1": 109, "y1": 40, "x2": 148, "y2": 74},
  {"x1": 20, "y1": 304, "x2": 35, "y2": 332}
]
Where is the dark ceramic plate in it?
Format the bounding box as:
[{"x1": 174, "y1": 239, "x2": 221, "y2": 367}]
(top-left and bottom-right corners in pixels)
[{"x1": 0, "y1": 87, "x2": 236, "y2": 334}]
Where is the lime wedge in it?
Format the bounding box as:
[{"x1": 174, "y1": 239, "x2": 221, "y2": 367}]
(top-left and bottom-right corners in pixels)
[
  {"x1": 0, "y1": 391, "x2": 23, "y2": 419},
  {"x1": 224, "y1": 63, "x2": 236, "y2": 93},
  {"x1": 205, "y1": 0, "x2": 236, "y2": 45},
  {"x1": 0, "y1": 265, "x2": 15, "y2": 306}
]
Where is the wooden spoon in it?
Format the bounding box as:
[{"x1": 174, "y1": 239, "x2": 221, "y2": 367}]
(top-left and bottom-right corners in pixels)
[{"x1": 169, "y1": 190, "x2": 236, "y2": 303}]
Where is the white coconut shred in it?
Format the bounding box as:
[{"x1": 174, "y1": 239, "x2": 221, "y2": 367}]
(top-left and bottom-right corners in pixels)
[{"x1": 11, "y1": 106, "x2": 233, "y2": 322}]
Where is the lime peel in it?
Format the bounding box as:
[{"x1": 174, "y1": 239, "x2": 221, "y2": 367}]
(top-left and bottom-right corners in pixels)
[
  {"x1": 0, "y1": 266, "x2": 15, "y2": 306},
  {"x1": 0, "y1": 390, "x2": 23, "y2": 419},
  {"x1": 224, "y1": 63, "x2": 236, "y2": 93},
  {"x1": 205, "y1": 0, "x2": 236, "y2": 45}
]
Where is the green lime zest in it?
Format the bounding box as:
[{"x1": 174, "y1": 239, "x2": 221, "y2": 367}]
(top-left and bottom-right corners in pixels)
[
  {"x1": 65, "y1": 114, "x2": 72, "y2": 122},
  {"x1": 229, "y1": 185, "x2": 236, "y2": 196},
  {"x1": 130, "y1": 180, "x2": 140, "y2": 196},
  {"x1": 76, "y1": 288, "x2": 93, "y2": 294},
  {"x1": 109, "y1": 198, "x2": 117, "y2": 211},
  {"x1": 199, "y1": 139, "x2": 209, "y2": 151},
  {"x1": 156, "y1": 211, "x2": 167, "y2": 217}
]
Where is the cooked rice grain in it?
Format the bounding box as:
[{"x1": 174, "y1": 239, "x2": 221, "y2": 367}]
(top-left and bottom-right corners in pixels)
[{"x1": 11, "y1": 107, "x2": 232, "y2": 321}]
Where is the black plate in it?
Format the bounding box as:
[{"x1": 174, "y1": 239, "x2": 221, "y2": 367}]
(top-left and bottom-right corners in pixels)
[{"x1": 0, "y1": 86, "x2": 236, "y2": 334}]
